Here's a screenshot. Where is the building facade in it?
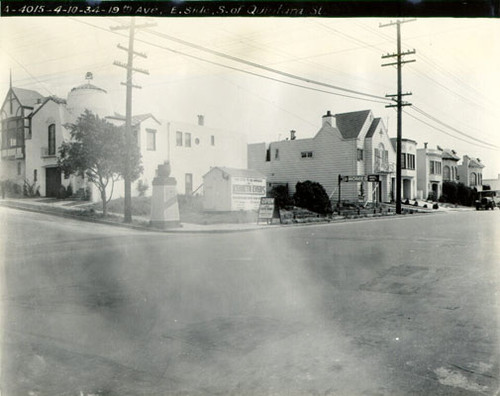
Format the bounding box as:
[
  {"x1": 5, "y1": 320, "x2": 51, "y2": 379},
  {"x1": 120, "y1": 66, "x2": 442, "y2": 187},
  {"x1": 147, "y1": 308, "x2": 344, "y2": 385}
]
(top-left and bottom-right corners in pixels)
[
  {"x1": 1, "y1": 74, "x2": 247, "y2": 202},
  {"x1": 248, "y1": 110, "x2": 397, "y2": 203},
  {"x1": 391, "y1": 138, "x2": 418, "y2": 200},
  {"x1": 458, "y1": 155, "x2": 484, "y2": 189},
  {"x1": 441, "y1": 148, "x2": 460, "y2": 183},
  {"x1": 417, "y1": 144, "x2": 443, "y2": 200}
]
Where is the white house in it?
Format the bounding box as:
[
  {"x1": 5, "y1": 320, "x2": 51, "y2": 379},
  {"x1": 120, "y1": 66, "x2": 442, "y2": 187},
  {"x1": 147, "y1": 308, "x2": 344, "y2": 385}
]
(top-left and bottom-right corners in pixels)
[
  {"x1": 1, "y1": 73, "x2": 248, "y2": 202},
  {"x1": 248, "y1": 110, "x2": 398, "y2": 203}
]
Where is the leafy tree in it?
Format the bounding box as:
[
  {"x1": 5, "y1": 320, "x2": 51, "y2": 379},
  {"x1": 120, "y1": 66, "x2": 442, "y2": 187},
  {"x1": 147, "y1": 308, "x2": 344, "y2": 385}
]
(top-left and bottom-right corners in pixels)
[
  {"x1": 58, "y1": 110, "x2": 143, "y2": 216},
  {"x1": 293, "y1": 180, "x2": 332, "y2": 215}
]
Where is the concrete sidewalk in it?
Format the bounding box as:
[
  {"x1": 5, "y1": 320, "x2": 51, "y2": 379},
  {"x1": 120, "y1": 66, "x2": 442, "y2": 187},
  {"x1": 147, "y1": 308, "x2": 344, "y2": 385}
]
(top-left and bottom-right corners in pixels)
[{"x1": 0, "y1": 198, "x2": 279, "y2": 233}]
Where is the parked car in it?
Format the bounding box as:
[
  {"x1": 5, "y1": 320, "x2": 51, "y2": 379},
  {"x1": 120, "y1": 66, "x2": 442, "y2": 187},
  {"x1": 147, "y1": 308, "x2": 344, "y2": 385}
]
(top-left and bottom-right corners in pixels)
[{"x1": 475, "y1": 197, "x2": 496, "y2": 210}]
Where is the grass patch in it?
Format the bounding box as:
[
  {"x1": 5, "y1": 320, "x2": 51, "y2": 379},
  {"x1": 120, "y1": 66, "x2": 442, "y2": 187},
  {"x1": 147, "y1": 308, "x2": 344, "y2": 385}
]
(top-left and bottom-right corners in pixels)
[{"x1": 92, "y1": 195, "x2": 259, "y2": 225}]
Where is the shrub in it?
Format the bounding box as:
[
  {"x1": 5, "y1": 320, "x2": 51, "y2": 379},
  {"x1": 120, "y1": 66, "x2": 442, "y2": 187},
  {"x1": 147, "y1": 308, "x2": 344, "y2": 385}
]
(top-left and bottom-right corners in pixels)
[
  {"x1": 270, "y1": 184, "x2": 292, "y2": 209},
  {"x1": 66, "y1": 184, "x2": 73, "y2": 197},
  {"x1": 23, "y1": 179, "x2": 39, "y2": 197},
  {"x1": 293, "y1": 180, "x2": 332, "y2": 215},
  {"x1": 442, "y1": 181, "x2": 458, "y2": 204},
  {"x1": 427, "y1": 191, "x2": 437, "y2": 201}
]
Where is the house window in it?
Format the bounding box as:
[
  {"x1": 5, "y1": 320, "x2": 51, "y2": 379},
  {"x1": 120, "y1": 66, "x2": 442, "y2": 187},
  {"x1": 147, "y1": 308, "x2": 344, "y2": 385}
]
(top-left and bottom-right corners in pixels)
[
  {"x1": 407, "y1": 154, "x2": 415, "y2": 170},
  {"x1": 443, "y1": 166, "x2": 451, "y2": 181},
  {"x1": 146, "y1": 128, "x2": 156, "y2": 151},
  {"x1": 176, "y1": 131, "x2": 183, "y2": 146},
  {"x1": 211, "y1": 135, "x2": 215, "y2": 146},
  {"x1": 275, "y1": 148, "x2": 280, "y2": 160},
  {"x1": 48, "y1": 124, "x2": 56, "y2": 155},
  {"x1": 17, "y1": 162, "x2": 21, "y2": 175},
  {"x1": 401, "y1": 153, "x2": 407, "y2": 169},
  {"x1": 301, "y1": 151, "x2": 313, "y2": 158},
  {"x1": 185, "y1": 173, "x2": 193, "y2": 195},
  {"x1": 430, "y1": 160, "x2": 441, "y2": 175},
  {"x1": 470, "y1": 172, "x2": 477, "y2": 186},
  {"x1": 185, "y1": 132, "x2": 192, "y2": 147},
  {"x1": 34, "y1": 169, "x2": 37, "y2": 182},
  {"x1": 357, "y1": 149, "x2": 363, "y2": 161},
  {"x1": 2, "y1": 118, "x2": 23, "y2": 149}
]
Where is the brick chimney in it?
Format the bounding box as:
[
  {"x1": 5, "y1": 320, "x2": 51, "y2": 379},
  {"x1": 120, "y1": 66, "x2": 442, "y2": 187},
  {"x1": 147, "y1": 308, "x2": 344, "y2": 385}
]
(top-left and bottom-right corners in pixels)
[
  {"x1": 322, "y1": 110, "x2": 336, "y2": 127},
  {"x1": 290, "y1": 130, "x2": 296, "y2": 140}
]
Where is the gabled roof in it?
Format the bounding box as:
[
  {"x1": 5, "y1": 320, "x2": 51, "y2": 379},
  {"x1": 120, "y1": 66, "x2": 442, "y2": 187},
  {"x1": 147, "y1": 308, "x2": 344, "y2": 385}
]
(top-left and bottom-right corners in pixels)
[
  {"x1": 12, "y1": 87, "x2": 44, "y2": 108},
  {"x1": 204, "y1": 167, "x2": 265, "y2": 179},
  {"x1": 365, "y1": 117, "x2": 381, "y2": 138},
  {"x1": 30, "y1": 95, "x2": 67, "y2": 118},
  {"x1": 335, "y1": 110, "x2": 371, "y2": 139}
]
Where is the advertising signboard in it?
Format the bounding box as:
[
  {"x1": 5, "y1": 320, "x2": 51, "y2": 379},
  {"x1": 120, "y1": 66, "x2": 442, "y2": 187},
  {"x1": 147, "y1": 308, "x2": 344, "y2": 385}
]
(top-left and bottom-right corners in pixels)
[
  {"x1": 231, "y1": 176, "x2": 266, "y2": 211},
  {"x1": 258, "y1": 197, "x2": 275, "y2": 221}
]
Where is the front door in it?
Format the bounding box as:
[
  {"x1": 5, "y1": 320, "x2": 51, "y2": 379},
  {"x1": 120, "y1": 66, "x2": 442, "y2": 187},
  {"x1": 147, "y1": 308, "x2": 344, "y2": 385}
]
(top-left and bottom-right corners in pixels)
[{"x1": 46, "y1": 167, "x2": 62, "y2": 197}]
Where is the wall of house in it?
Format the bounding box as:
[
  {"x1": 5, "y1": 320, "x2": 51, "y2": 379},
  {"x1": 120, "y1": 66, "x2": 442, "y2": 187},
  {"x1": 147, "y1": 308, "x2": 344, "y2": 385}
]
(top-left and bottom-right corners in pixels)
[
  {"x1": 249, "y1": 125, "x2": 359, "y2": 201},
  {"x1": 167, "y1": 120, "x2": 247, "y2": 195},
  {"x1": 364, "y1": 122, "x2": 396, "y2": 202},
  {"x1": 417, "y1": 148, "x2": 442, "y2": 200},
  {"x1": 27, "y1": 100, "x2": 72, "y2": 197},
  {"x1": 400, "y1": 140, "x2": 417, "y2": 199}
]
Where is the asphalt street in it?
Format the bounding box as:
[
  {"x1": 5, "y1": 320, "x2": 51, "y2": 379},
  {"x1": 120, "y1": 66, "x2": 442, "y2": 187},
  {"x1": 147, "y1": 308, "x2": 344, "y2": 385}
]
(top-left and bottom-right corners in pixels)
[{"x1": 1, "y1": 207, "x2": 499, "y2": 395}]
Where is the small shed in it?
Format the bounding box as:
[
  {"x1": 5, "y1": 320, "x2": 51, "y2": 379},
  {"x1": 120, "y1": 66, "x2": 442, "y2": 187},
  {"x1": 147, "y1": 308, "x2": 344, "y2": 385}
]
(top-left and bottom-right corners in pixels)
[{"x1": 203, "y1": 167, "x2": 266, "y2": 211}]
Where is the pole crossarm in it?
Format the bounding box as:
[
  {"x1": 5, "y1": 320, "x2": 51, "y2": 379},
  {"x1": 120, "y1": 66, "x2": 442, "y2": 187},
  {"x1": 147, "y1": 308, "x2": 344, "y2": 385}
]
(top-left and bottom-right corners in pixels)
[
  {"x1": 386, "y1": 102, "x2": 412, "y2": 108},
  {"x1": 120, "y1": 82, "x2": 142, "y2": 89},
  {"x1": 381, "y1": 49, "x2": 416, "y2": 59},
  {"x1": 385, "y1": 93, "x2": 412, "y2": 97},
  {"x1": 117, "y1": 44, "x2": 147, "y2": 58},
  {"x1": 382, "y1": 59, "x2": 416, "y2": 67},
  {"x1": 113, "y1": 61, "x2": 150, "y2": 75},
  {"x1": 379, "y1": 18, "x2": 416, "y2": 28}
]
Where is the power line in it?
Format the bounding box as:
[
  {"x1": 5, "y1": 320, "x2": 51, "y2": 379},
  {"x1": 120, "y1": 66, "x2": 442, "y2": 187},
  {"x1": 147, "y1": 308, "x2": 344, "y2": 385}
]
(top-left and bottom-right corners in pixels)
[
  {"x1": 71, "y1": 18, "x2": 390, "y2": 105},
  {"x1": 410, "y1": 105, "x2": 500, "y2": 149},
  {"x1": 141, "y1": 27, "x2": 389, "y2": 101},
  {"x1": 403, "y1": 109, "x2": 499, "y2": 151}
]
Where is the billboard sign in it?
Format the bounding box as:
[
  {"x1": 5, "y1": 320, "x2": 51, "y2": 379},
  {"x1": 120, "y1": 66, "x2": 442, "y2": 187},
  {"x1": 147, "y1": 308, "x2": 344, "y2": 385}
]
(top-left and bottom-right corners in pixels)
[{"x1": 231, "y1": 176, "x2": 266, "y2": 210}]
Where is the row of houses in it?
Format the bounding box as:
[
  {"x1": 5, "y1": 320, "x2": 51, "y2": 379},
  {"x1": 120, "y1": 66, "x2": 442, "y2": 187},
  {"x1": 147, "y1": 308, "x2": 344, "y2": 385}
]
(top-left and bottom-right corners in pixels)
[
  {"x1": 248, "y1": 109, "x2": 486, "y2": 204},
  {"x1": 0, "y1": 73, "x2": 488, "y2": 208}
]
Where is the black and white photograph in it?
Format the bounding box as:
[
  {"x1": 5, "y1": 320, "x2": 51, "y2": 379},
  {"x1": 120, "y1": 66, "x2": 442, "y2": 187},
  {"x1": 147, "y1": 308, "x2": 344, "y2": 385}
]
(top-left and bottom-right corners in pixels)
[{"x1": 1, "y1": 2, "x2": 500, "y2": 395}]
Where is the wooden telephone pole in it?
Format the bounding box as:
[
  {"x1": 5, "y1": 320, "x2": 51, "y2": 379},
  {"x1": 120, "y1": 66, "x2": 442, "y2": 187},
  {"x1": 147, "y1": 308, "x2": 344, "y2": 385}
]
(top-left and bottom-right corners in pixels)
[
  {"x1": 111, "y1": 18, "x2": 154, "y2": 223},
  {"x1": 380, "y1": 19, "x2": 416, "y2": 215}
]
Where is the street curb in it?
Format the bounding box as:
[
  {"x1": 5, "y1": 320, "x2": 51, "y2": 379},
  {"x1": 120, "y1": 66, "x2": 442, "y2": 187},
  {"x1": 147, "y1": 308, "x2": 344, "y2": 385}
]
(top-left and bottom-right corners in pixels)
[
  {"x1": 0, "y1": 201, "x2": 275, "y2": 234},
  {"x1": 0, "y1": 200, "x2": 438, "y2": 234}
]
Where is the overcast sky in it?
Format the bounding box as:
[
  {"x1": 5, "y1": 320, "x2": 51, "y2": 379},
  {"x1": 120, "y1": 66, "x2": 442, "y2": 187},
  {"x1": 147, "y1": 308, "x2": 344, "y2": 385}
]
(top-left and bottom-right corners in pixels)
[{"x1": 1, "y1": 17, "x2": 499, "y2": 178}]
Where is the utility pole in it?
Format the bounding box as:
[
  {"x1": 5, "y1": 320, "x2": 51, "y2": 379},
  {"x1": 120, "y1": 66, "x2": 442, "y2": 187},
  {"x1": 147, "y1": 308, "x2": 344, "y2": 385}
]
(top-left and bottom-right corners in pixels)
[
  {"x1": 111, "y1": 18, "x2": 154, "y2": 223},
  {"x1": 380, "y1": 19, "x2": 416, "y2": 215}
]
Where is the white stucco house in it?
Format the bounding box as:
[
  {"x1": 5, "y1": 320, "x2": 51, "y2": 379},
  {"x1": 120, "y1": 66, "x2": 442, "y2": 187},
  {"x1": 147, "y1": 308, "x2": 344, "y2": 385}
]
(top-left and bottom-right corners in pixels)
[{"x1": 1, "y1": 73, "x2": 247, "y2": 202}]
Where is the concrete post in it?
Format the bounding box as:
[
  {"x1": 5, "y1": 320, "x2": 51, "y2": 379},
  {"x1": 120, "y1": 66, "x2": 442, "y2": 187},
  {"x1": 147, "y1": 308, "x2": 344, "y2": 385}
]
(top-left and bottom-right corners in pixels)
[{"x1": 150, "y1": 162, "x2": 180, "y2": 229}]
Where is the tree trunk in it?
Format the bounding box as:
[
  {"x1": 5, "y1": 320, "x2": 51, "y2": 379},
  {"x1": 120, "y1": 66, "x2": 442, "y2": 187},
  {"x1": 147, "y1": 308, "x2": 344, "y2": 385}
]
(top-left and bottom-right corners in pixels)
[{"x1": 100, "y1": 188, "x2": 107, "y2": 217}]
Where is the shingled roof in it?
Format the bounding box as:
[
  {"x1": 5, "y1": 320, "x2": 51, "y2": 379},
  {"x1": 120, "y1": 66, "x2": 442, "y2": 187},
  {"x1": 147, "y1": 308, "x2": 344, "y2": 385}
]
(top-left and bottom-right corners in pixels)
[
  {"x1": 335, "y1": 110, "x2": 372, "y2": 139},
  {"x1": 365, "y1": 117, "x2": 382, "y2": 138},
  {"x1": 12, "y1": 87, "x2": 44, "y2": 108}
]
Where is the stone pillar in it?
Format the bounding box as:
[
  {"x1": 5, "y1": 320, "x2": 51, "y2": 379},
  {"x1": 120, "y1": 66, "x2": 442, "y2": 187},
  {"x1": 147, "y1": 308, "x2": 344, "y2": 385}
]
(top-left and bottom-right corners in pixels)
[{"x1": 150, "y1": 162, "x2": 180, "y2": 229}]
